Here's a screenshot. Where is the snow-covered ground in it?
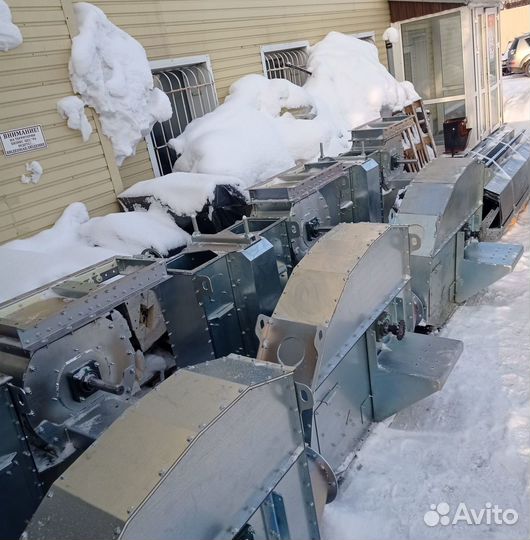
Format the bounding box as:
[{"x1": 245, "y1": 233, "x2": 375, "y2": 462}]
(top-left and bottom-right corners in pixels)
[
  {"x1": 322, "y1": 76, "x2": 530, "y2": 540},
  {"x1": 503, "y1": 75, "x2": 530, "y2": 131}
]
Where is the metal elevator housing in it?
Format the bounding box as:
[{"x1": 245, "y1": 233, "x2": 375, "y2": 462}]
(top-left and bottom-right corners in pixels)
[
  {"x1": 256, "y1": 223, "x2": 463, "y2": 474},
  {"x1": 391, "y1": 156, "x2": 523, "y2": 326},
  {"x1": 24, "y1": 355, "x2": 334, "y2": 540},
  {"x1": 471, "y1": 126, "x2": 530, "y2": 239}
]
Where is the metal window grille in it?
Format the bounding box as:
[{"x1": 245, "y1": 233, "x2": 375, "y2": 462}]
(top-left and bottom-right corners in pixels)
[
  {"x1": 353, "y1": 31, "x2": 376, "y2": 46},
  {"x1": 150, "y1": 63, "x2": 218, "y2": 176},
  {"x1": 264, "y1": 48, "x2": 309, "y2": 86}
]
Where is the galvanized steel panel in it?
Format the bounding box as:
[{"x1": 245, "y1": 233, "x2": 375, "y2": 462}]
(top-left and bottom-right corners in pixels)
[{"x1": 25, "y1": 356, "x2": 318, "y2": 540}]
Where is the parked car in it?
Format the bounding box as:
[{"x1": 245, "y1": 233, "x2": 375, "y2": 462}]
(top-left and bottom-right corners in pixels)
[
  {"x1": 502, "y1": 41, "x2": 512, "y2": 74},
  {"x1": 503, "y1": 33, "x2": 530, "y2": 76}
]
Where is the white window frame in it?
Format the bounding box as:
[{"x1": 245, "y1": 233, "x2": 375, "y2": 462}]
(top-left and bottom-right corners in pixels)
[
  {"x1": 260, "y1": 40, "x2": 310, "y2": 85},
  {"x1": 146, "y1": 55, "x2": 218, "y2": 177}
]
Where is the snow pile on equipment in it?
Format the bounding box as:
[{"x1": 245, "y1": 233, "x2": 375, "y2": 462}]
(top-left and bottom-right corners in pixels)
[
  {"x1": 68, "y1": 2, "x2": 172, "y2": 165},
  {"x1": 0, "y1": 0, "x2": 22, "y2": 51},
  {"x1": 170, "y1": 76, "x2": 306, "y2": 186},
  {"x1": 171, "y1": 32, "x2": 419, "y2": 186},
  {"x1": 79, "y1": 204, "x2": 189, "y2": 256},
  {"x1": 1, "y1": 203, "x2": 189, "y2": 302},
  {"x1": 120, "y1": 172, "x2": 245, "y2": 216},
  {"x1": 57, "y1": 96, "x2": 93, "y2": 142},
  {"x1": 304, "y1": 32, "x2": 418, "y2": 134}
]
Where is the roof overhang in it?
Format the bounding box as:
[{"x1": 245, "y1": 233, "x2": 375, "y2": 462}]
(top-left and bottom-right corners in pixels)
[{"x1": 389, "y1": 0, "x2": 502, "y2": 22}]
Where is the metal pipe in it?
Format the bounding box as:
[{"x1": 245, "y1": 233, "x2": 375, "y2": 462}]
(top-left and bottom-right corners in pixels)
[
  {"x1": 242, "y1": 216, "x2": 251, "y2": 238},
  {"x1": 191, "y1": 214, "x2": 200, "y2": 235},
  {"x1": 385, "y1": 41, "x2": 395, "y2": 77}
]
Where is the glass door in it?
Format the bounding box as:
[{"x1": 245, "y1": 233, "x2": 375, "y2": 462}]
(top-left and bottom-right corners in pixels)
[
  {"x1": 473, "y1": 8, "x2": 502, "y2": 137},
  {"x1": 474, "y1": 11, "x2": 489, "y2": 139},
  {"x1": 486, "y1": 8, "x2": 502, "y2": 130},
  {"x1": 401, "y1": 11, "x2": 467, "y2": 144}
]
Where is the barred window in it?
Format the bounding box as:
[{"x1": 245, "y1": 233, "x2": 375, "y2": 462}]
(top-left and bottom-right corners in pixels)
[
  {"x1": 352, "y1": 31, "x2": 376, "y2": 46},
  {"x1": 262, "y1": 43, "x2": 310, "y2": 86},
  {"x1": 149, "y1": 59, "x2": 218, "y2": 176}
]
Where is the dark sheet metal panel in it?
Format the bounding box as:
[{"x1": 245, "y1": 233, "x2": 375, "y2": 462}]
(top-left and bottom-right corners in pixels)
[
  {"x1": 0, "y1": 376, "x2": 42, "y2": 540},
  {"x1": 389, "y1": 1, "x2": 465, "y2": 22}
]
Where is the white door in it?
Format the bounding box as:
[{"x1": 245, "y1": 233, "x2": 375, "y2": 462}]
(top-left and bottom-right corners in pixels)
[
  {"x1": 486, "y1": 8, "x2": 502, "y2": 131},
  {"x1": 473, "y1": 8, "x2": 502, "y2": 138}
]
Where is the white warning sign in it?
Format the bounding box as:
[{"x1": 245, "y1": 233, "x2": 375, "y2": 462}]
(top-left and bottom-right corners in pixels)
[{"x1": 0, "y1": 125, "x2": 47, "y2": 157}]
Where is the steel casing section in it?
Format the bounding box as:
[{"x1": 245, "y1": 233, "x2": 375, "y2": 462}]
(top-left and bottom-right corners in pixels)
[
  {"x1": 225, "y1": 239, "x2": 284, "y2": 355},
  {"x1": 11, "y1": 313, "x2": 136, "y2": 453},
  {"x1": 249, "y1": 162, "x2": 352, "y2": 259},
  {"x1": 473, "y1": 127, "x2": 530, "y2": 237},
  {"x1": 347, "y1": 158, "x2": 381, "y2": 222},
  {"x1": 257, "y1": 223, "x2": 411, "y2": 471},
  {"x1": 160, "y1": 231, "x2": 285, "y2": 362},
  {"x1": 227, "y1": 217, "x2": 294, "y2": 283},
  {"x1": 312, "y1": 335, "x2": 373, "y2": 472},
  {"x1": 0, "y1": 375, "x2": 42, "y2": 540},
  {"x1": 344, "y1": 115, "x2": 417, "y2": 221},
  {"x1": 184, "y1": 225, "x2": 286, "y2": 356},
  {"x1": 391, "y1": 157, "x2": 486, "y2": 325},
  {"x1": 486, "y1": 150, "x2": 530, "y2": 230},
  {"x1": 249, "y1": 162, "x2": 346, "y2": 203},
  {"x1": 0, "y1": 257, "x2": 169, "y2": 353},
  {"x1": 159, "y1": 251, "x2": 244, "y2": 365},
  {"x1": 24, "y1": 356, "x2": 321, "y2": 540},
  {"x1": 395, "y1": 157, "x2": 485, "y2": 256},
  {"x1": 259, "y1": 223, "x2": 410, "y2": 383},
  {"x1": 0, "y1": 258, "x2": 168, "y2": 453}
]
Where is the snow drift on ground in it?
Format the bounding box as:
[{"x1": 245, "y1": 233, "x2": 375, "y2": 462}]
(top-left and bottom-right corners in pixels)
[
  {"x1": 120, "y1": 172, "x2": 245, "y2": 215},
  {"x1": 68, "y1": 3, "x2": 172, "y2": 165},
  {"x1": 57, "y1": 96, "x2": 93, "y2": 142},
  {"x1": 0, "y1": 203, "x2": 189, "y2": 302},
  {"x1": 0, "y1": 0, "x2": 22, "y2": 52},
  {"x1": 503, "y1": 75, "x2": 530, "y2": 130},
  {"x1": 171, "y1": 32, "x2": 419, "y2": 186}
]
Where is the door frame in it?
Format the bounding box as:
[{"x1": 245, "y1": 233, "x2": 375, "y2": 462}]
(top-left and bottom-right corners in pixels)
[{"x1": 389, "y1": 6, "x2": 509, "y2": 147}]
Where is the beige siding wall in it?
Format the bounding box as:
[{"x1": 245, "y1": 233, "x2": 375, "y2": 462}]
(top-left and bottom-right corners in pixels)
[
  {"x1": 0, "y1": 1, "x2": 121, "y2": 243},
  {"x1": 87, "y1": 0, "x2": 391, "y2": 189},
  {"x1": 500, "y1": 5, "x2": 530, "y2": 50},
  {"x1": 1, "y1": 0, "x2": 391, "y2": 242}
]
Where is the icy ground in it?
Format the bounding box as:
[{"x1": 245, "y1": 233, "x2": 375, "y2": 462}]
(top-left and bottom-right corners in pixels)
[
  {"x1": 503, "y1": 74, "x2": 530, "y2": 130},
  {"x1": 322, "y1": 76, "x2": 530, "y2": 540}
]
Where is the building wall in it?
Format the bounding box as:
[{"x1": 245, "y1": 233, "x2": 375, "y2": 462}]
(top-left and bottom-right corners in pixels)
[
  {"x1": 0, "y1": 0, "x2": 391, "y2": 242},
  {"x1": 0, "y1": 0, "x2": 123, "y2": 244},
  {"x1": 500, "y1": 4, "x2": 530, "y2": 50},
  {"x1": 87, "y1": 0, "x2": 392, "y2": 190}
]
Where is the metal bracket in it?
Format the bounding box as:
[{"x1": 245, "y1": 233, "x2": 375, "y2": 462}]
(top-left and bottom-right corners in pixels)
[
  {"x1": 455, "y1": 238, "x2": 523, "y2": 303},
  {"x1": 261, "y1": 491, "x2": 291, "y2": 540},
  {"x1": 197, "y1": 274, "x2": 214, "y2": 298},
  {"x1": 294, "y1": 383, "x2": 314, "y2": 446}
]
